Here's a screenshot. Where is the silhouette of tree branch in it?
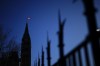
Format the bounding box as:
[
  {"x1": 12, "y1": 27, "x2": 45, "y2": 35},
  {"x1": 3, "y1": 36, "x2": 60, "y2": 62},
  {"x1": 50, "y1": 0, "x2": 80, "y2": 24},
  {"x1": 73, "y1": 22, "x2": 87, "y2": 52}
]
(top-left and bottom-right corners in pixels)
[{"x1": 0, "y1": 24, "x2": 20, "y2": 57}]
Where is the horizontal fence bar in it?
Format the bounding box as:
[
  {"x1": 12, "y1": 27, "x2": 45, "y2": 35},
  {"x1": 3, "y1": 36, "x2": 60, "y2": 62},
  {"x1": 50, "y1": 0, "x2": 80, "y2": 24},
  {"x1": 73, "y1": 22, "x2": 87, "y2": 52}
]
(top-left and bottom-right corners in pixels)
[{"x1": 64, "y1": 35, "x2": 90, "y2": 59}]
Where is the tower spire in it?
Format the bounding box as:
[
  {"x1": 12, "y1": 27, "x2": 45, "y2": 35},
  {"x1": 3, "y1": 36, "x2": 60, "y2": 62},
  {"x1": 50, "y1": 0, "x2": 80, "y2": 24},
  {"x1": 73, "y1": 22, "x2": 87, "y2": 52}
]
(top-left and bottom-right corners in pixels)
[
  {"x1": 22, "y1": 17, "x2": 31, "y2": 40},
  {"x1": 46, "y1": 32, "x2": 51, "y2": 66},
  {"x1": 21, "y1": 18, "x2": 31, "y2": 66},
  {"x1": 47, "y1": 32, "x2": 50, "y2": 43}
]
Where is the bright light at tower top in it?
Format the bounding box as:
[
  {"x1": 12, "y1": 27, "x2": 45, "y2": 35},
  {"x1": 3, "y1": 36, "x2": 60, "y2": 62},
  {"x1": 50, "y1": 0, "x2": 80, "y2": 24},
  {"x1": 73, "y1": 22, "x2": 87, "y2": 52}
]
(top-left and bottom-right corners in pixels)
[
  {"x1": 27, "y1": 17, "x2": 31, "y2": 20},
  {"x1": 26, "y1": 17, "x2": 31, "y2": 23}
]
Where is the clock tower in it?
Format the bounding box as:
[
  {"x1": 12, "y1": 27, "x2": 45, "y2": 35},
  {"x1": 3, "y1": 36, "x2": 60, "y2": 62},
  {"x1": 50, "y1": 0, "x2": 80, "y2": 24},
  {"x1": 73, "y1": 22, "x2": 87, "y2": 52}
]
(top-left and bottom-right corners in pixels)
[{"x1": 21, "y1": 22, "x2": 31, "y2": 66}]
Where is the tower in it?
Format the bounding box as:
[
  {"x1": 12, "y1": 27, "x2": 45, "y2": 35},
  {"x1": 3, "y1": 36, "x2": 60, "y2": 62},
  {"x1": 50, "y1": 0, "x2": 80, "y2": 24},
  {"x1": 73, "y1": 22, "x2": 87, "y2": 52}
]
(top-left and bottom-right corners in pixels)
[
  {"x1": 21, "y1": 20, "x2": 31, "y2": 66},
  {"x1": 46, "y1": 32, "x2": 51, "y2": 66}
]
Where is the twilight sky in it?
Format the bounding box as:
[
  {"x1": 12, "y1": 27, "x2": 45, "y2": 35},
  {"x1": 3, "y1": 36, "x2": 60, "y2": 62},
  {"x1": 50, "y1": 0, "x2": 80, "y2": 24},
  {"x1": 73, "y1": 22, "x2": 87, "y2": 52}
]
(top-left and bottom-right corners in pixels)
[{"x1": 0, "y1": 0, "x2": 100, "y2": 66}]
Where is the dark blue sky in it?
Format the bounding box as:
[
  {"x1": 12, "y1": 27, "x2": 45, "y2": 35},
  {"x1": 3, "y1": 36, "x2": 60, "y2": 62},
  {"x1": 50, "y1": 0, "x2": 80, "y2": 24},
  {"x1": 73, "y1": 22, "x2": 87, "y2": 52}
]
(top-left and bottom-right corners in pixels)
[{"x1": 0, "y1": 0, "x2": 100, "y2": 66}]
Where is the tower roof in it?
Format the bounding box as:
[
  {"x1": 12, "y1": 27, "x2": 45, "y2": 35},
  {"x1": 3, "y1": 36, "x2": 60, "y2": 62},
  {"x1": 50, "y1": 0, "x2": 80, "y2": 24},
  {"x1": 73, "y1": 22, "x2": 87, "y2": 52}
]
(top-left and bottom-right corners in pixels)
[
  {"x1": 47, "y1": 32, "x2": 50, "y2": 44},
  {"x1": 22, "y1": 23, "x2": 30, "y2": 40}
]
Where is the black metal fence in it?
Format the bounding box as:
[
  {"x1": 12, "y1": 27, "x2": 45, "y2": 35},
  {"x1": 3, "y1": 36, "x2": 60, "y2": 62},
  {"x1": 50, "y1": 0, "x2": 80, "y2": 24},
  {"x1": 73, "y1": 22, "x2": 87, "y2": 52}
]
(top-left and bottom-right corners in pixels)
[{"x1": 53, "y1": 32, "x2": 100, "y2": 66}]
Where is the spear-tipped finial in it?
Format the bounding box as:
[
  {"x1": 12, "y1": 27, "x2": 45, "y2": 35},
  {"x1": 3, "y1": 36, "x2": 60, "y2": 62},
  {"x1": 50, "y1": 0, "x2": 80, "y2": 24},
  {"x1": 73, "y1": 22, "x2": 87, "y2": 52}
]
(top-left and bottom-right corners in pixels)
[
  {"x1": 46, "y1": 32, "x2": 51, "y2": 66},
  {"x1": 62, "y1": 19, "x2": 66, "y2": 28},
  {"x1": 42, "y1": 46, "x2": 43, "y2": 52},
  {"x1": 58, "y1": 9, "x2": 66, "y2": 27},
  {"x1": 47, "y1": 31, "x2": 50, "y2": 43},
  {"x1": 47, "y1": 31, "x2": 48, "y2": 41},
  {"x1": 58, "y1": 9, "x2": 61, "y2": 25}
]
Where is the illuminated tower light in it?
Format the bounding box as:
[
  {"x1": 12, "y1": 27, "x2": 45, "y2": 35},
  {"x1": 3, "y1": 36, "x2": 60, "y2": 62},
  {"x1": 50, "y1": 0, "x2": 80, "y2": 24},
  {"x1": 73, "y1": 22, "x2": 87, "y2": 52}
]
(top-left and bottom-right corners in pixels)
[
  {"x1": 27, "y1": 17, "x2": 31, "y2": 20},
  {"x1": 26, "y1": 17, "x2": 31, "y2": 23}
]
